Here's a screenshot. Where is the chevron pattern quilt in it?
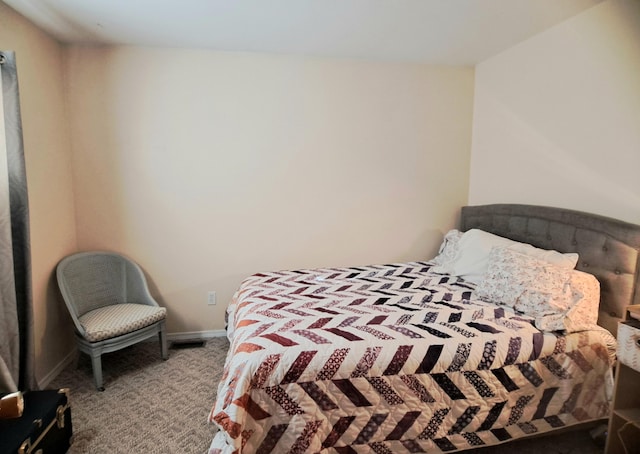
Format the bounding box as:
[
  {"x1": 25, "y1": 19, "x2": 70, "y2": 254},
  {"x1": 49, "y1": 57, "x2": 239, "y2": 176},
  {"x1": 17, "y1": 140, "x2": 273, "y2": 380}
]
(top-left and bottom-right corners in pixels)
[{"x1": 208, "y1": 261, "x2": 614, "y2": 454}]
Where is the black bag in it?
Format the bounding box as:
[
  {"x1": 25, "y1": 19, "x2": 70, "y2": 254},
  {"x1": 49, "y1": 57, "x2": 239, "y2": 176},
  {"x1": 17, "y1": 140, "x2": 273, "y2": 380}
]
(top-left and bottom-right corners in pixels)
[{"x1": 0, "y1": 388, "x2": 72, "y2": 454}]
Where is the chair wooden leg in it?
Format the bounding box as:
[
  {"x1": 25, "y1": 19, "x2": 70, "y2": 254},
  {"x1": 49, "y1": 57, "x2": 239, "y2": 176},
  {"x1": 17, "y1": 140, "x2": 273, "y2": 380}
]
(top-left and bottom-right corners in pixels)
[
  {"x1": 159, "y1": 325, "x2": 168, "y2": 360},
  {"x1": 90, "y1": 351, "x2": 105, "y2": 391}
]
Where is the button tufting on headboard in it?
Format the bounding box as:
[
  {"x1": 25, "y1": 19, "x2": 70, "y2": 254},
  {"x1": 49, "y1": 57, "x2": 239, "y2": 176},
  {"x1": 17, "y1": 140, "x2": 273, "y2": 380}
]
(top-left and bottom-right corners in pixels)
[{"x1": 461, "y1": 204, "x2": 640, "y2": 337}]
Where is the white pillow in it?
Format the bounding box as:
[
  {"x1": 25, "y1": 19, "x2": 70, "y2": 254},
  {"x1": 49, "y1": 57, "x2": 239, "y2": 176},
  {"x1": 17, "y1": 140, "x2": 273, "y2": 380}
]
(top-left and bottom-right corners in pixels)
[
  {"x1": 534, "y1": 270, "x2": 600, "y2": 333},
  {"x1": 431, "y1": 229, "x2": 462, "y2": 267},
  {"x1": 443, "y1": 229, "x2": 578, "y2": 284},
  {"x1": 475, "y1": 247, "x2": 572, "y2": 312}
]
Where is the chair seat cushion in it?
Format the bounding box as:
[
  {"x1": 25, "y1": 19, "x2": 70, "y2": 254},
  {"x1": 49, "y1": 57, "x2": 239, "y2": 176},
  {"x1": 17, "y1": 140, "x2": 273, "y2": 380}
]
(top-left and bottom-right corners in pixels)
[{"x1": 79, "y1": 304, "x2": 167, "y2": 342}]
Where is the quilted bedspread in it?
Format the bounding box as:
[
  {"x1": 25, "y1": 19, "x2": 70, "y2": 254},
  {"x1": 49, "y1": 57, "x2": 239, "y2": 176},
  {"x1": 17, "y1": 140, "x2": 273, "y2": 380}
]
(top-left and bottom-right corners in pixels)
[{"x1": 208, "y1": 261, "x2": 614, "y2": 454}]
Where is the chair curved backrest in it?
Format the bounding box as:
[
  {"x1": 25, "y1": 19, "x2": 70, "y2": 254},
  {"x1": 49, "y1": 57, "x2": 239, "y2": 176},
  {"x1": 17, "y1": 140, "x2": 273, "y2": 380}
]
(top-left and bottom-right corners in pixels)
[{"x1": 56, "y1": 251, "x2": 158, "y2": 337}]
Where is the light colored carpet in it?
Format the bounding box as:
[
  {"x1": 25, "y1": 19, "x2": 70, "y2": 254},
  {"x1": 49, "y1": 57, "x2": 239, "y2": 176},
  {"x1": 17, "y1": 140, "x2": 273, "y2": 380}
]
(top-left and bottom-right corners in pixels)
[
  {"x1": 50, "y1": 337, "x2": 228, "y2": 454},
  {"x1": 49, "y1": 338, "x2": 605, "y2": 454}
]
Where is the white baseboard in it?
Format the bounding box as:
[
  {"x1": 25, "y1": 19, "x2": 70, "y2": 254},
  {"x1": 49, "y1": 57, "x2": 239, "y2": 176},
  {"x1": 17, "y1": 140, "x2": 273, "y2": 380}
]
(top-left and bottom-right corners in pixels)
[
  {"x1": 167, "y1": 330, "x2": 227, "y2": 341},
  {"x1": 38, "y1": 348, "x2": 77, "y2": 389}
]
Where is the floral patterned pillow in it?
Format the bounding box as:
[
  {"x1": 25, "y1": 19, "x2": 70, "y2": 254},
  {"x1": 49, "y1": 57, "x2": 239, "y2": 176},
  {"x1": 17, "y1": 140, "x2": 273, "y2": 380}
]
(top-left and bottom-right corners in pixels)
[
  {"x1": 431, "y1": 229, "x2": 463, "y2": 268},
  {"x1": 534, "y1": 270, "x2": 600, "y2": 332},
  {"x1": 441, "y1": 229, "x2": 578, "y2": 284},
  {"x1": 475, "y1": 247, "x2": 572, "y2": 314}
]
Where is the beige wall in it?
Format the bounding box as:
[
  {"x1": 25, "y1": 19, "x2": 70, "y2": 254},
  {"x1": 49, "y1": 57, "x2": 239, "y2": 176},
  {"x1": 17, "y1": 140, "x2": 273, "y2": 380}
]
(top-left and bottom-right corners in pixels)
[
  {"x1": 65, "y1": 46, "x2": 474, "y2": 333},
  {"x1": 0, "y1": 3, "x2": 77, "y2": 385},
  {"x1": 469, "y1": 0, "x2": 640, "y2": 224}
]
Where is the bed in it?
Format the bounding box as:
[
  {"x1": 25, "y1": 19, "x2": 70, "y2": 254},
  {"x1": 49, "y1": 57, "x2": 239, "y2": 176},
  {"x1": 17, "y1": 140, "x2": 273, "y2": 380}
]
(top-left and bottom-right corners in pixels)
[{"x1": 208, "y1": 204, "x2": 640, "y2": 453}]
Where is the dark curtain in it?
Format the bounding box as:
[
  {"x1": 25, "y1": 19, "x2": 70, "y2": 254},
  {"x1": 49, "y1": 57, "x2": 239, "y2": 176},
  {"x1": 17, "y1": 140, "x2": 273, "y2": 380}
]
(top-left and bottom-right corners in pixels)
[{"x1": 0, "y1": 51, "x2": 36, "y2": 392}]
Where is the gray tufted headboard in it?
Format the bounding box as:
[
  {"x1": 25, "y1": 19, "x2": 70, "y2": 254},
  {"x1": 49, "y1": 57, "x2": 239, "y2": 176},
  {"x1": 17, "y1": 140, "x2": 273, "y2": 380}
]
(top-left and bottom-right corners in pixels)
[{"x1": 460, "y1": 204, "x2": 640, "y2": 337}]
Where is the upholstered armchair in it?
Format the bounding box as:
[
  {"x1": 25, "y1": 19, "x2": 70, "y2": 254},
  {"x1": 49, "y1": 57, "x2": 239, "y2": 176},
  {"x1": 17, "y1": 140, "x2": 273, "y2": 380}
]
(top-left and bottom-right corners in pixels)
[{"x1": 56, "y1": 252, "x2": 168, "y2": 390}]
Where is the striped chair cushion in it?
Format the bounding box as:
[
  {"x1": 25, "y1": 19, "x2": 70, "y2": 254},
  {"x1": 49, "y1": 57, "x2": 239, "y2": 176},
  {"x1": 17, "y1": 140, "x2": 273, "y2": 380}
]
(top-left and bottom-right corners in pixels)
[{"x1": 79, "y1": 304, "x2": 167, "y2": 342}]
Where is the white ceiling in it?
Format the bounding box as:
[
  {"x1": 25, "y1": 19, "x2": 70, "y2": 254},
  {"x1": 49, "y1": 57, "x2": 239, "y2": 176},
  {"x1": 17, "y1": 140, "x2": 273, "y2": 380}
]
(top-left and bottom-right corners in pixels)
[{"x1": 5, "y1": 0, "x2": 603, "y2": 65}]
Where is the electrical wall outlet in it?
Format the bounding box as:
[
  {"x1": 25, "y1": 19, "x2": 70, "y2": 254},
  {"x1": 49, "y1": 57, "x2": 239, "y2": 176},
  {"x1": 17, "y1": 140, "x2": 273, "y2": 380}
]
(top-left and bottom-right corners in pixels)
[{"x1": 207, "y1": 291, "x2": 217, "y2": 305}]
